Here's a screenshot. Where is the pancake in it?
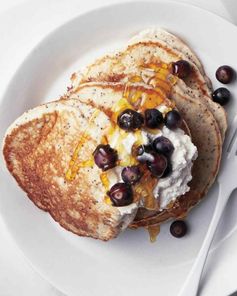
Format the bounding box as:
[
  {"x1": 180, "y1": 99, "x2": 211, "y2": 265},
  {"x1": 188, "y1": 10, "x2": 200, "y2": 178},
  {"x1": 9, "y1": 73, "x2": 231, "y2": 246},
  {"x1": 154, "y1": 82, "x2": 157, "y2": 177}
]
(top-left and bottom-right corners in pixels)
[
  {"x1": 70, "y1": 28, "x2": 227, "y2": 140},
  {"x1": 3, "y1": 99, "x2": 139, "y2": 241},
  {"x1": 68, "y1": 82, "x2": 222, "y2": 227},
  {"x1": 2, "y1": 29, "x2": 224, "y2": 240}
]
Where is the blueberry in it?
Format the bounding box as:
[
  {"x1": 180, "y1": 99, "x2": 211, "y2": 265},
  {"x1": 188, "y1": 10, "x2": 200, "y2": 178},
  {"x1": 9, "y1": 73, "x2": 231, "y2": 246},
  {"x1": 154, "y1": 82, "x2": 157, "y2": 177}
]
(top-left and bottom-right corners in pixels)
[
  {"x1": 216, "y1": 65, "x2": 234, "y2": 84},
  {"x1": 144, "y1": 108, "x2": 163, "y2": 129},
  {"x1": 136, "y1": 144, "x2": 153, "y2": 156},
  {"x1": 146, "y1": 153, "x2": 167, "y2": 177},
  {"x1": 121, "y1": 166, "x2": 142, "y2": 185},
  {"x1": 153, "y1": 136, "x2": 174, "y2": 157},
  {"x1": 135, "y1": 144, "x2": 154, "y2": 163},
  {"x1": 212, "y1": 87, "x2": 230, "y2": 106},
  {"x1": 172, "y1": 60, "x2": 191, "y2": 79},
  {"x1": 108, "y1": 183, "x2": 133, "y2": 206},
  {"x1": 161, "y1": 160, "x2": 172, "y2": 178},
  {"x1": 170, "y1": 220, "x2": 187, "y2": 238},
  {"x1": 117, "y1": 109, "x2": 144, "y2": 131},
  {"x1": 164, "y1": 110, "x2": 182, "y2": 130},
  {"x1": 93, "y1": 144, "x2": 117, "y2": 171}
]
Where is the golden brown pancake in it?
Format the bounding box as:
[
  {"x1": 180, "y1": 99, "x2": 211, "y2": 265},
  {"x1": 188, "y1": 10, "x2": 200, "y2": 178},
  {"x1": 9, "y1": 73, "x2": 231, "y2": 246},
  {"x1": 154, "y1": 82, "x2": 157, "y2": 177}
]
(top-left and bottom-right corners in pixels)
[
  {"x1": 3, "y1": 99, "x2": 139, "y2": 240},
  {"x1": 2, "y1": 29, "x2": 225, "y2": 240}
]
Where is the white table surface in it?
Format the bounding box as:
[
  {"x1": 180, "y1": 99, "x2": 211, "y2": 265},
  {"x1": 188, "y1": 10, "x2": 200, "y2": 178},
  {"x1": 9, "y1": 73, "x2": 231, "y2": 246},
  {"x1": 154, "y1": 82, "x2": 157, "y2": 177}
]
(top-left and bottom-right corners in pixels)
[{"x1": 0, "y1": 0, "x2": 235, "y2": 295}]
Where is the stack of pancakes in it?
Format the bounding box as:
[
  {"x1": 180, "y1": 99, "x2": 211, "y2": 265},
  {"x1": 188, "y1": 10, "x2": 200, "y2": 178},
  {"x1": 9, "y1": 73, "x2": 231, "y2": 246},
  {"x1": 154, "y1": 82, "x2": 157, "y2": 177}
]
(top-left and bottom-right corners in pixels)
[{"x1": 3, "y1": 29, "x2": 226, "y2": 240}]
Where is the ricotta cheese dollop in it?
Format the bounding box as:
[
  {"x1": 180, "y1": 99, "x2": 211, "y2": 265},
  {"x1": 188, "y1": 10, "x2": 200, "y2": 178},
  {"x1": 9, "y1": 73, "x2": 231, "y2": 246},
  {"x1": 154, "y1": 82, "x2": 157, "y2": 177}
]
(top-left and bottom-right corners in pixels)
[
  {"x1": 107, "y1": 125, "x2": 198, "y2": 211},
  {"x1": 152, "y1": 126, "x2": 198, "y2": 209}
]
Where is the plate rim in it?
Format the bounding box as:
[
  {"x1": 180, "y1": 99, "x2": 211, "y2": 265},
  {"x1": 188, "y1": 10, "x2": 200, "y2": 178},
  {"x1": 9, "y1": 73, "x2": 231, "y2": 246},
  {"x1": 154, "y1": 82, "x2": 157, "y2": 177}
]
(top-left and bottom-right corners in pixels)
[{"x1": 1, "y1": 1, "x2": 237, "y2": 295}]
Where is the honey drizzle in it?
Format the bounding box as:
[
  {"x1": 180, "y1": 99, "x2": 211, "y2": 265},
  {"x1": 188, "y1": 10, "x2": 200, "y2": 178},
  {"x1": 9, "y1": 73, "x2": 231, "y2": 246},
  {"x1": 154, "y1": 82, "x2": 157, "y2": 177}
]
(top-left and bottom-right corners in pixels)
[
  {"x1": 104, "y1": 195, "x2": 112, "y2": 205},
  {"x1": 147, "y1": 224, "x2": 161, "y2": 243},
  {"x1": 65, "y1": 110, "x2": 100, "y2": 181},
  {"x1": 123, "y1": 63, "x2": 176, "y2": 112},
  {"x1": 137, "y1": 63, "x2": 175, "y2": 239},
  {"x1": 111, "y1": 97, "x2": 134, "y2": 122},
  {"x1": 133, "y1": 169, "x2": 158, "y2": 209},
  {"x1": 100, "y1": 172, "x2": 114, "y2": 205},
  {"x1": 100, "y1": 172, "x2": 110, "y2": 191},
  {"x1": 103, "y1": 63, "x2": 173, "y2": 206},
  {"x1": 66, "y1": 62, "x2": 175, "y2": 223},
  {"x1": 107, "y1": 126, "x2": 141, "y2": 167},
  {"x1": 142, "y1": 62, "x2": 177, "y2": 96}
]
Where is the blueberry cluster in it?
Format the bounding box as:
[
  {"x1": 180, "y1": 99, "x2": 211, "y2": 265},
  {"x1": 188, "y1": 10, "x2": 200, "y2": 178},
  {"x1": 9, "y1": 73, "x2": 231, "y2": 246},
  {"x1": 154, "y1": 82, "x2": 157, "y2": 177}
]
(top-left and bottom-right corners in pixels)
[
  {"x1": 106, "y1": 134, "x2": 175, "y2": 206},
  {"x1": 93, "y1": 106, "x2": 181, "y2": 207},
  {"x1": 117, "y1": 108, "x2": 182, "y2": 131},
  {"x1": 93, "y1": 137, "x2": 175, "y2": 207},
  {"x1": 136, "y1": 136, "x2": 174, "y2": 178}
]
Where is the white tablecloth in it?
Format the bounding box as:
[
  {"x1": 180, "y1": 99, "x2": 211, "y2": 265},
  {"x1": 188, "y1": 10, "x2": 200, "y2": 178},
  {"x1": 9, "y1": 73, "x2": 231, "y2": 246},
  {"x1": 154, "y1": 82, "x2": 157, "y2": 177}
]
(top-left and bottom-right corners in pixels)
[{"x1": 0, "y1": 0, "x2": 234, "y2": 295}]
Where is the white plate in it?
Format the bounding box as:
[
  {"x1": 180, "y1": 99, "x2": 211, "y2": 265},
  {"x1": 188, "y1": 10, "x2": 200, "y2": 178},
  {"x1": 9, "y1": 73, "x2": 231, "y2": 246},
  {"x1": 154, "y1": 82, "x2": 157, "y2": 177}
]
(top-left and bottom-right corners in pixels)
[{"x1": 1, "y1": 2, "x2": 237, "y2": 295}]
